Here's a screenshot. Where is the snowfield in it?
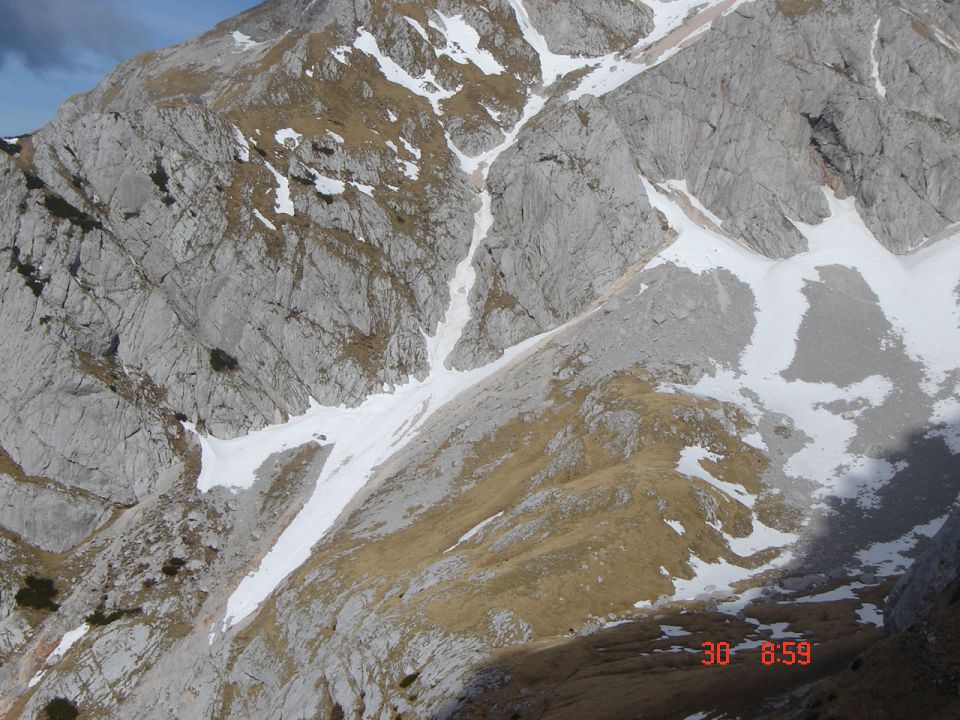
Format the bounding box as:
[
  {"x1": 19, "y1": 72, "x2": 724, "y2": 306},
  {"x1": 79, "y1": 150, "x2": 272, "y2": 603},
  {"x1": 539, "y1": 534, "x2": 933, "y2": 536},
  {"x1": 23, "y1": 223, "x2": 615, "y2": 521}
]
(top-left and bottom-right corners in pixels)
[
  {"x1": 646, "y1": 178, "x2": 960, "y2": 498},
  {"x1": 636, "y1": 175, "x2": 960, "y2": 608}
]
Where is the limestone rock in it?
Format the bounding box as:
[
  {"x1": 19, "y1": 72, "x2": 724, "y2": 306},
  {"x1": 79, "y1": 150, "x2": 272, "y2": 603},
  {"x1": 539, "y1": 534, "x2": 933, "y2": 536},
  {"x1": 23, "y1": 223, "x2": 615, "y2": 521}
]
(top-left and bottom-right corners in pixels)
[{"x1": 885, "y1": 508, "x2": 960, "y2": 635}]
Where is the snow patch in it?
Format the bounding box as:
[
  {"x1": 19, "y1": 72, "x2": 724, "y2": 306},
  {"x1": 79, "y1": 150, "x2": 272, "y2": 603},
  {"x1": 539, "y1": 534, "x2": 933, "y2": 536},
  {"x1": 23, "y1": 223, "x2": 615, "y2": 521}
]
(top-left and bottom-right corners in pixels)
[
  {"x1": 252, "y1": 209, "x2": 276, "y2": 230},
  {"x1": 663, "y1": 179, "x2": 724, "y2": 228},
  {"x1": 400, "y1": 160, "x2": 420, "y2": 180},
  {"x1": 791, "y1": 582, "x2": 865, "y2": 604},
  {"x1": 568, "y1": 0, "x2": 746, "y2": 100},
  {"x1": 819, "y1": 456, "x2": 908, "y2": 510},
  {"x1": 231, "y1": 125, "x2": 250, "y2": 162},
  {"x1": 445, "y1": 511, "x2": 505, "y2": 552},
  {"x1": 870, "y1": 19, "x2": 887, "y2": 98},
  {"x1": 505, "y1": 0, "x2": 595, "y2": 86},
  {"x1": 927, "y1": 393, "x2": 960, "y2": 454},
  {"x1": 354, "y1": 27, "x2": 459, "y2": 114},
  {"x1": 330, "y1": 45, "x2": 352, "y2": 64},
  {"x1": 677, "y1": 445, "x2": 754, "y2": 508},
  {"x1": 855, "y1": 512, "x2": 952, "y2": 576},
  {"x1": 429, "y1": 11, "x2": 505, "y2": 75},
  {"x1": 231, "y1": 31, "x2": 261, "y2": 51},
  {"x1": 306, "y1": 168, "x2": 346, "y2": 196},
  {"x1": 641, "y1": 550, "x2": 794, "y2": 609},
  {"x1": 856, "y1": 602, "x2": 884, "y2": 627},
  {"x1": 399, "y1": 136, "x2": 422, "y2": 160},
  {"x1": 264, "y1": 162, "x2": 294, "y2": 215},
  {"x1": 203, "y1": 92, "x2": 559, "y2": 634},
  {"x1": 642, "y1": 177, "x2": 960, "y2": 508},
  {"x1": 664, "y1": 519, "x2": 685, "y2": 535},
  {"x1": 350, "y1": 181, "x2": 375, "y2": 197},
  {"x1": 274, "y1": 127, "x2": 303, "y2": 149},
  {"x1": 29, "y1": 623, "x2": 89, "y2": 688},
  {"x1": 404, "y1": 16, "x2": 429, "y2": 41}
]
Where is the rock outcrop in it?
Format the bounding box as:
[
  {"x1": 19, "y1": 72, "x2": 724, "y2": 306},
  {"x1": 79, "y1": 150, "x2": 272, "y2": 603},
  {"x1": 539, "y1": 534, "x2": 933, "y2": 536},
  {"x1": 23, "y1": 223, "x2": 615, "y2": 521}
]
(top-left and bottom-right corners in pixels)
[{"x1": 885, "y1": 507, "x2": 960, "y2": 635}]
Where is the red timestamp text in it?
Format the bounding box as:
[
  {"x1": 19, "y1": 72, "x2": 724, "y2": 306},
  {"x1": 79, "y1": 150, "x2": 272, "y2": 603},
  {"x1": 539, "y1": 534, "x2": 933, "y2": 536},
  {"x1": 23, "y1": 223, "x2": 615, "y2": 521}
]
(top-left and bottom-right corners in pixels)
[{"x1": 700, "y1": 641, "x2": 812, "y2": 665}]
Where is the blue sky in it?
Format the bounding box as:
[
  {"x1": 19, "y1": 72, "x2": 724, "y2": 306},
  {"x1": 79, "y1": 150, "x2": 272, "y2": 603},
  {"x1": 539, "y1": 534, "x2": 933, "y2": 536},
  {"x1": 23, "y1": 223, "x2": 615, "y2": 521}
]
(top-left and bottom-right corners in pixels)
[{"x1": 0, "y1": 0, "x2": 259, "y2": 135}]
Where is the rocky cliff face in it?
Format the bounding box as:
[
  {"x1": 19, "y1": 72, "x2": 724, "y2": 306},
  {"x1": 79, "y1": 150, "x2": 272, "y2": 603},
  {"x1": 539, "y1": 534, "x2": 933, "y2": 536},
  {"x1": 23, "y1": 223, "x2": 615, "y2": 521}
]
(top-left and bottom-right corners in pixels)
[
  {"x1": 2, "y1": 0, "x2": 960, "y2": 718},
  {"x1": 885, "y1": 506, "x2": 960, "y2": 635}
]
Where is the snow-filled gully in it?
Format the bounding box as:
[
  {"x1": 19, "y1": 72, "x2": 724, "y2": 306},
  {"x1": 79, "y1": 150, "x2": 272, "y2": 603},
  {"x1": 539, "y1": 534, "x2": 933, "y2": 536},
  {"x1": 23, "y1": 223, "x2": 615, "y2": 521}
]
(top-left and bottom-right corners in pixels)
[{"x1": 197, "y1": 91, "x2": 558, "y2": 637}]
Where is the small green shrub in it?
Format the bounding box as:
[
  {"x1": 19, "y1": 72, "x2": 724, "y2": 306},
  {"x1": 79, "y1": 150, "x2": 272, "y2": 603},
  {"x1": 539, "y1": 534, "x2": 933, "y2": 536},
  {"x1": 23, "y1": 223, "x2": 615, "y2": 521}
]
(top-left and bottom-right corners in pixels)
[
  {"x1": 209, "y1": 348, "x2": 239, "y2": 372},
  {"x1": 161, "y1": 557, "x2": 187, "y2": 577},
  {"x1": 15, "y1": 576, "x2": 60, "y2": 612},
  {"x1": 42, "y1": 194, "x2": 102, "y2": 232},
  {"x1": 85, "y1": 606, "x2": 141, "y2": 626},
  {"x1": 23, "y1": 172, "x2": 46, "y2": 190},
  {"x1": 42, "y1": 697, "x2": 78, "y2": 720},
  {"x1": 149, "y1": 161, "x2": 170, "y2": 194}
]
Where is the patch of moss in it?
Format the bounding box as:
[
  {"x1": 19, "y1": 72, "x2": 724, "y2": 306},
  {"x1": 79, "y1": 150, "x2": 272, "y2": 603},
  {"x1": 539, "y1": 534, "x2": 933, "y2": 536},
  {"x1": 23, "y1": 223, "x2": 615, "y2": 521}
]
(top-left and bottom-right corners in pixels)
[
  {"x1": 42, "y1": 698, "x2": 79, "y2": 720},
  {"x1": 15, "y1": 575, "x2": 60, "y2": 612},
  {"x1": 210, "y1": 348, "x2": 239, "y2": 372}
]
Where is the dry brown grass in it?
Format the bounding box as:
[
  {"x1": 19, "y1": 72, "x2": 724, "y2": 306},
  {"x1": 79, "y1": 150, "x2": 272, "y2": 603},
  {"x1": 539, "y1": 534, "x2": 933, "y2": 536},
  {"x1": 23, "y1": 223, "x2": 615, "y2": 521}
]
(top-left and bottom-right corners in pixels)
[
  {"x1": 228, "y1": 366, "x2": 798, "y2": 716},
  {"x1": 464, "y1": 593, "x2": 886, "y2": 719},
  {"x1": 776, "y1": 0, "x2": 823, "y2": 19}
]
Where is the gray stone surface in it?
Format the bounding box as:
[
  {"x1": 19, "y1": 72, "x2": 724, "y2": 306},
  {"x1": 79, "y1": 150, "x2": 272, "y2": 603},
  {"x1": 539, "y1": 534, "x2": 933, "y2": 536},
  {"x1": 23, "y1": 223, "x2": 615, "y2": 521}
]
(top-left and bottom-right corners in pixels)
[
  {"x1": 0, "y1": 475, "x2": 113, "y2": 553},
  {"x1": 2, "y1": 0, "x2": 960, "y2": 718},
  {"x1": 885, "y1": 507, "x2": 960, "y2": 634},
  {"x1": 523, "y1": 0, "x2": 652, "y2": 55}
]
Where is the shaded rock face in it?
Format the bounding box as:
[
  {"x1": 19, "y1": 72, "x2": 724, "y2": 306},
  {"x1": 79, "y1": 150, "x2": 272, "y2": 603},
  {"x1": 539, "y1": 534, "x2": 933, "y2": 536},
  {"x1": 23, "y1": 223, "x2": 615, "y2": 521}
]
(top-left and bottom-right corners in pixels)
[{"x1": 885, "y1": 507, "x2": 960, "y2": 635}]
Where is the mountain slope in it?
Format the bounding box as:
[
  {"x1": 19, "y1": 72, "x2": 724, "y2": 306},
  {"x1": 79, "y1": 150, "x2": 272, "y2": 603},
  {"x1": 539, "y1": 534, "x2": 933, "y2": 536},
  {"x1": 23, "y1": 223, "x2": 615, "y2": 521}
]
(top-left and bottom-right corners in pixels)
[{"x1": 1, "y1": 0, "x2": 959, "y2": 718}]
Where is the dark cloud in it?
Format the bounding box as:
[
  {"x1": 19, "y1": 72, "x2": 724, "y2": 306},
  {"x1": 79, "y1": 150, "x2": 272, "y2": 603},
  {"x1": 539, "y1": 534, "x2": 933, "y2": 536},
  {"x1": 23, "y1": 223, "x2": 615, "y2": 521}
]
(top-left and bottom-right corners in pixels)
[{"x1": 0, "y1": 0, "x2": 150, "y2": 71}]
